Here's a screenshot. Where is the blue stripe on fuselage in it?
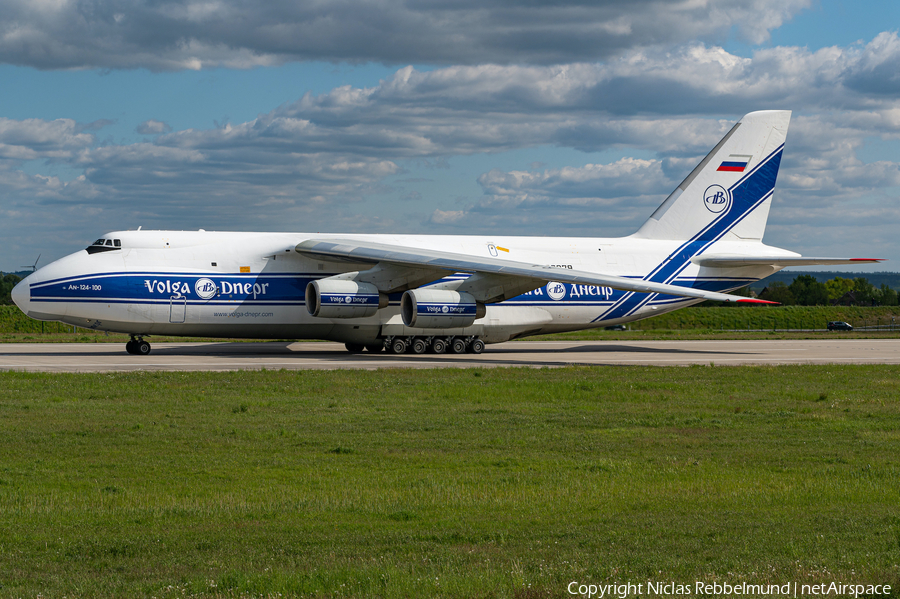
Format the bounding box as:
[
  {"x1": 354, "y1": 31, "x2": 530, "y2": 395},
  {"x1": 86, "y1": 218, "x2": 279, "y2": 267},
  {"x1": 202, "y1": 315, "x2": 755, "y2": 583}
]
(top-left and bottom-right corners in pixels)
[
  {"x1": 31, "y1": 273, "x2": 312, "y2": 304},
  {"x1": 595, "y1": 146, "x2": 783, "y2": 322}
]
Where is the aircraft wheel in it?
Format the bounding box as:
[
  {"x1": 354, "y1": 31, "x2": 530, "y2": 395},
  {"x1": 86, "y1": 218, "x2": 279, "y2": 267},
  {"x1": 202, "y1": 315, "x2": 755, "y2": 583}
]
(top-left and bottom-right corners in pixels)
[
  {"x1": 431, "y1": 338, "x2": 447, "y2": 354},
  {"x1": 390, "y1": 338, "x2": 407, "y2": 354},
  {"x1": 468, "y1": 339, "x2": 485, "y2": 354},
  {"x1": 365, "y1": 343, "x2": 384, "y2": 353},
  {"x1": 345, "y1": 342, "x2": 365, "y2": 353},
  {"x1": 136, "y1": 341, "x2": 151, "y2": 356},
  {"x1": 411, "y1": 337, "x2": 428, "y2": 354},
  {"x1": 450, "y1": 337, "x2": 467, "y2": 354},
  {"x1": 125, "y1": 341, "x2": 137, "y2": 354}
]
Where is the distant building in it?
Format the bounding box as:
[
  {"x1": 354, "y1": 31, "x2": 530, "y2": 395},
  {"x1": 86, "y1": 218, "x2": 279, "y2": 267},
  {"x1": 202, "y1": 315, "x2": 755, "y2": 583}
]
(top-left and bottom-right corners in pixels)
[{"x1": 833, "y1": 291, "x2": 859, "y2": 306}]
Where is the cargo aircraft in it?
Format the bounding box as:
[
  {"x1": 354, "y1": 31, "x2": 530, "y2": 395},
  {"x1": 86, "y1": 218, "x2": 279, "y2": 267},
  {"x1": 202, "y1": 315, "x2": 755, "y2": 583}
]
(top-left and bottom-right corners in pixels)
[{"x1": 11, "y1": 111, "x2": 881, "y2": 355}]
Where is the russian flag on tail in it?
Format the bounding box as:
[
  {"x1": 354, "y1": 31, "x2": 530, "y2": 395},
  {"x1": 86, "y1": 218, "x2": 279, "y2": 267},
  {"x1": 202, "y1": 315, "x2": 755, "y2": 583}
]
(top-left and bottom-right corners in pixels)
[{"x1": 717, "y1": 154, "x2": 752, "y2": 172}]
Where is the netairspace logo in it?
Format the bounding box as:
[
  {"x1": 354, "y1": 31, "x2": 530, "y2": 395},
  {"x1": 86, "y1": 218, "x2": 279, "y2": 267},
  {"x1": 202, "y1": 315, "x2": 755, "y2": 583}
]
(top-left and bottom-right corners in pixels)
[{"x1": 566, "y1": 580, "x2": 893, "y2": 598}]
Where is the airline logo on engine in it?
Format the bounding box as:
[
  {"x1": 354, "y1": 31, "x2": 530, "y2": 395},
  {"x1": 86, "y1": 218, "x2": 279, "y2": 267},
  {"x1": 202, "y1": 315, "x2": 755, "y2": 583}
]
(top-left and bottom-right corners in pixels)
[
  {"x1": 322, "y1": 294, "x2": 375, "y2": 305},
  {"x1": 423, "y1": 304, "x2": 471, "y2": 314}
]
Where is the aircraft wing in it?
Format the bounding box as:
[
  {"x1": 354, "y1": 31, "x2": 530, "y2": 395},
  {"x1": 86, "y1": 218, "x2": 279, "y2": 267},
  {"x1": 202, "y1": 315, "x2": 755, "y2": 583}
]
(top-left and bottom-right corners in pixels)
[
  {"x1": 692, "y1": 256, "x2": 885, "y2": 268},
  {"x1": 295, "y1": 238, "x2": 776, "y2": 305}
]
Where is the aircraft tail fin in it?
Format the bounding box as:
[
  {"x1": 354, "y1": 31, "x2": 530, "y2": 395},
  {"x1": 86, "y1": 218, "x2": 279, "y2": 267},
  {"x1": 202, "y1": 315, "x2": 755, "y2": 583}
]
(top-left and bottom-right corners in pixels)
[{"x1": 636, "y1": 110, "x2": 791, "y2": 242}]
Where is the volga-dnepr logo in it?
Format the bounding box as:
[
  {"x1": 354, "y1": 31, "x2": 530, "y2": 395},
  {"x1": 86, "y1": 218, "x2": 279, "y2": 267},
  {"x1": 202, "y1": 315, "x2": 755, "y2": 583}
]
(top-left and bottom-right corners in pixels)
[
  {"x1": 195, "y1": 278, "x2": 218, "y2": 299},
  {"x1": 703, "y1": 184, "x2": 731, "y2": 214},
  {"x1": 546, "y1": 282, "x2": 567, "y2": 301}
]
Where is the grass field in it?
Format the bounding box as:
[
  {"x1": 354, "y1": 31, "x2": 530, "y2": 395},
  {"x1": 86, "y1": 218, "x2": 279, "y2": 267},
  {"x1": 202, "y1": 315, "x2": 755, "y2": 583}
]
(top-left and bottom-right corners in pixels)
[
  {"x1": 0, "y1": 306, "x2": 280, "y2": 344},
  {"x1": 1, "y1": 367, "x2": 898, "y2": 598},
  {"x1": 625, "y1": 305, "x2": 900, "y2": 332}
]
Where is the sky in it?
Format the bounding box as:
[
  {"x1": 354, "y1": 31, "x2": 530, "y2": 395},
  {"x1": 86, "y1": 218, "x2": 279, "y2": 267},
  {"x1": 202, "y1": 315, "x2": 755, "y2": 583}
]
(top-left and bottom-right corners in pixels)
[{"x1": 1, "y1": 0, "x2": 899, "y2": 272}]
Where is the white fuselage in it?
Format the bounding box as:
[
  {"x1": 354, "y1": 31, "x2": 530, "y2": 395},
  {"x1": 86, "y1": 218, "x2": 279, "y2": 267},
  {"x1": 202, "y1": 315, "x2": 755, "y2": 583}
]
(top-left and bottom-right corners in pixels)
[{"x1": 13, "y1": 230, "x2": 789, "y2": 344}]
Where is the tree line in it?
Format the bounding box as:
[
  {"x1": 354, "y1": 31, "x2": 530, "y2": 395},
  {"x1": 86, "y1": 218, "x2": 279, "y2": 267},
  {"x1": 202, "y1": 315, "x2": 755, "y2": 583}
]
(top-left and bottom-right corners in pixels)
[
  {"x1": 757, "y1": 275, "x2": 898, "y2": 306},
  {"x1": 1, "y1": 273, "x2": 22, "y2": 305}
]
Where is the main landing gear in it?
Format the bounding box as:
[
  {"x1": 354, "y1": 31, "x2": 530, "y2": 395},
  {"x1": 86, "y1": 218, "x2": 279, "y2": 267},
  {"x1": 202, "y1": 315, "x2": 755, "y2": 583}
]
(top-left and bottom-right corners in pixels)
[
  {"x1": 125, "y1": 336, "x2": 151, "y2": 355},
  {"x1": 346, "y1": 336, "x2": 485, "y2": 355}
]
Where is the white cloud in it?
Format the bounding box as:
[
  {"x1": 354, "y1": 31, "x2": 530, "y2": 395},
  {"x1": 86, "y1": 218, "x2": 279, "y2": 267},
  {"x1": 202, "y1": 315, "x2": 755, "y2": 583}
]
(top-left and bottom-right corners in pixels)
[
  {"x1": 425, "y1": 158, "x2": 673, "y2": 236},
  {"x1": 136, "y1": 120, "x2": 173, "y2": 135},
  {"x1": 477, "y1": 159, "x2": 667, "y2": 204},
  {"x1": 0, "y1": 118, "x2": 94, "y2": 159},
  {"x1": 436, "y1": 110, "x2": 900, "y2": 242},
  {"x1": 6, "y1": 37, "x2": 900, "y2": 181},
  {"x1": 0, "y1": 0, "x2": 811, "y2": 70},
  {"x1": 2, "y1": 33, "x2": 899, "y2": 265},
  {"x1": 428, "y1": 209, "x2": 466, "y2": 225}
]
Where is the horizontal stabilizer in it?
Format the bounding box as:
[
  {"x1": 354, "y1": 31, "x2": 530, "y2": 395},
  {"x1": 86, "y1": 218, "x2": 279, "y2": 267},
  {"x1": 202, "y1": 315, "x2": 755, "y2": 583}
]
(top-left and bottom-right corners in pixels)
[{"x1": 692, "y1": 256, "x2": 885, "y2": 268}]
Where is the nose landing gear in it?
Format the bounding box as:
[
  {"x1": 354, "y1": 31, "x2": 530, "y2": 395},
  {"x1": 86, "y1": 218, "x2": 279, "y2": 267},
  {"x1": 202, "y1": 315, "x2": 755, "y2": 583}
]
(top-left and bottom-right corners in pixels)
[{"x1": 125, "y1": 336, "x2": 151, "y2": 355}]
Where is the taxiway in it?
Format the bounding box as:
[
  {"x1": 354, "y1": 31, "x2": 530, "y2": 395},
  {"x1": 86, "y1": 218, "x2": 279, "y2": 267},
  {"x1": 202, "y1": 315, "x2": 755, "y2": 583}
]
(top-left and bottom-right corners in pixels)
[{"x1": 1, "y1": 339, "x2": 899, "y2": 372}]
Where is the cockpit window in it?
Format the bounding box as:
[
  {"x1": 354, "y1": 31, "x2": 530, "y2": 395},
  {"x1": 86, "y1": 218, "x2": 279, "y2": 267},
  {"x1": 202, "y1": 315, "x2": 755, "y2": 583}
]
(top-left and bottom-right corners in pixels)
[{"x1": 86, "y1": 237, "x2": 123, "y2": 254}]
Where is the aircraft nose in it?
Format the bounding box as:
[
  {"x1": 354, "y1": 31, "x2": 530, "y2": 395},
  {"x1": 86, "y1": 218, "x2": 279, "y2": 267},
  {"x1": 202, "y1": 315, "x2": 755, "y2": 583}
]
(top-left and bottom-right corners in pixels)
[{"x1": 11, "y1": 276, "x2": 31, "y2": 315}]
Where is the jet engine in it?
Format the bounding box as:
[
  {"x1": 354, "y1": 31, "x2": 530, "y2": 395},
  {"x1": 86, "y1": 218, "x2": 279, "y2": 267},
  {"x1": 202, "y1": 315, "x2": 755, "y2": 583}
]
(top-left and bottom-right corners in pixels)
[
  {"x1": 400, "y1": 289, "x2": 485, "y2": 328},
  {"x1": 305, "y1": 279, "x2": 384, "y2": 318}
]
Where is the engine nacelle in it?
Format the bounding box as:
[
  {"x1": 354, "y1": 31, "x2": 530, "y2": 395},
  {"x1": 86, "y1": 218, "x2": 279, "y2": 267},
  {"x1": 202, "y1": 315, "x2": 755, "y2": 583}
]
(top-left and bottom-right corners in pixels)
[
  {"x1": 306, "y1": 279, "x2": 384, "y2": 318},
  {"x1": 401, "y1": 289, "x2": 485, "y2": 329}
]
